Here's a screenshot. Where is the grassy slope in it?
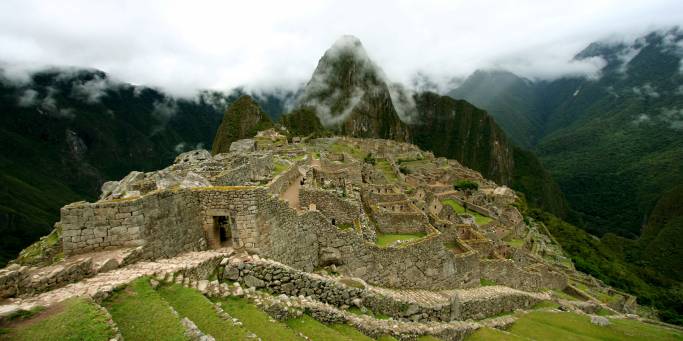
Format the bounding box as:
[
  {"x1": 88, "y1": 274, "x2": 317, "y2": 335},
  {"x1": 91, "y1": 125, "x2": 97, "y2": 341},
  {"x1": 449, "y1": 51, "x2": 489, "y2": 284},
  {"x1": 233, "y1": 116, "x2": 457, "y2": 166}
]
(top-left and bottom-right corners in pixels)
[
  {"x1": 285, "y1": 315, "x2": 356, "y2": 341},
  {"x1": 1, "y1": 298, "x2": 113, "y2": 341},
  {"x1": 104, "y1": 278, "x2": 187, "y2": 341},
  {"x1": 217, "y1": 296, "x2": 304, "y2": 341},
  {"x1": 159, "y1": 284, "x2": 252, "y2": 341},
  {"x1": 467, "y1": 311, "x2": 683, "y2": 340}
]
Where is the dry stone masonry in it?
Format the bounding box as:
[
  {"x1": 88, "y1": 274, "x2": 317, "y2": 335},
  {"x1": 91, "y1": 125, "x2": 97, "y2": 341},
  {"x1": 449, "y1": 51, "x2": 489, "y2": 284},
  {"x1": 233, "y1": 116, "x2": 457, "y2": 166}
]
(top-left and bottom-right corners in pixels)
[{"x1": 0, "y1": 133, "x2": 640, "y2": 337}]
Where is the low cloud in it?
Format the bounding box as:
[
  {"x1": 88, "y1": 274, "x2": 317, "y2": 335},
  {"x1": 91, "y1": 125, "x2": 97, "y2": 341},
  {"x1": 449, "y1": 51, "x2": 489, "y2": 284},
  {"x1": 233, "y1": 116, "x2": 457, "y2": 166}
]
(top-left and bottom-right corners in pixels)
[
  {"x1": 632, "y1": 83, "x2": 660, "y2": 98},
  {"x1": 660, "y1": 107, "x2": 683, "y2": 129},
  {"x1": 71, "y1": 74, "x2": 112, "y2": 103},
  {"x1": 17, "y1": 88, "x2": 38, "y2": 107},
  {"x1": 0, "y1": 1, "x2": 681, "y2": 96}
]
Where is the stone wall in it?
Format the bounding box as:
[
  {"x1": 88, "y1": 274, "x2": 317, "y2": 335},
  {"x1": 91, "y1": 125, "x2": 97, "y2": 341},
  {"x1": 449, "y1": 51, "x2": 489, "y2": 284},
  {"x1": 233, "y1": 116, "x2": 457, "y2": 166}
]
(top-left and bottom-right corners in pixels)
[
  {"x1": 479, "y1": 259, "x2": 542, "y2": 292},
  {"x1": 267, "y1": 158, "x2": 306, "y2": 195},
  {"x1": 371, "y1": 209, "x2": 429, "y2": 234},
  {"x1": 454, "y1": 287, "x2": 543, "y2": 320},
  {"x1": 195, "y1": 188, "x2": 261, "y2": 252},
  {"x1": 0, "y1": 258, "x2": 93, "y2": 298},
  {"x1": 220, "y1": 257, "x2": 459, "y2": 322},
  {"x1": 60, "y1": 190, "x2": 206, "y2": 260},
  {"x1": 256, "y1": 194, "x2": 320, "y2": 272},
  {"x1": 299, "y1": 188, "x2": 361, "y2": 225}
]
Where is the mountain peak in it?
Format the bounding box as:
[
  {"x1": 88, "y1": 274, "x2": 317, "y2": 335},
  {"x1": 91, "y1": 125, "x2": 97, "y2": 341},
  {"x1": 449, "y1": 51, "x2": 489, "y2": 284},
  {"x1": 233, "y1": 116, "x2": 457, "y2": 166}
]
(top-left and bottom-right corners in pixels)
[{"x1": 295, "y1": 36, "x2": 409, "y2": 141}]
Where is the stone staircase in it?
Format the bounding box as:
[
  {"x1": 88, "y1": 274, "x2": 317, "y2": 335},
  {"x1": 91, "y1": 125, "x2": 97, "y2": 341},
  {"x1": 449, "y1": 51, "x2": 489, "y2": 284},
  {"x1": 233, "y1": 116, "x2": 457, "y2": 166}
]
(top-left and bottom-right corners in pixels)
[{"x1": 0, "y1": 248, "x2": 231, "y2": 317}]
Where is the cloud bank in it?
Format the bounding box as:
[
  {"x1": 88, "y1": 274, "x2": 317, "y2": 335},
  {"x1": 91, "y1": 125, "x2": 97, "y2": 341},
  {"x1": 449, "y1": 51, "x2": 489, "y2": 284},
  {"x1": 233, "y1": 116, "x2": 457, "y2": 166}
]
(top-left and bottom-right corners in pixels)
[{"x1": 0, "y1": 0, "x2": 682, "y2": 96}]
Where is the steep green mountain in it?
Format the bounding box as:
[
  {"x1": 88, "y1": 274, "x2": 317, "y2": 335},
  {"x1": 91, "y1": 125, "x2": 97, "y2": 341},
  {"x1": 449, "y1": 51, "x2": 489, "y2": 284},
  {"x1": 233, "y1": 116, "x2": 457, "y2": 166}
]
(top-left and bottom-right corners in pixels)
[
  {"x1": 638, "y1": 185, "x2": 683, "y2": 281},
  {"x1": 279, "y1": 106, "x2": 328, "y2": 137},
  {"x1": 0, "y1": 68, "x2": 237, "y2": 265},
  {"x1": 409, "y1": 92, "x2": 515, "y2": 184},
  {"x1": 450, "y1": 28, "x2": 683, "y2": 238},
  {"x1": 297, "y1": 35, "x2": 410, "y2": 141},
  {"x1": 211, "y1": 95, "x2": 273, "y2": 154},
  {"x1": 290, "y1": 36, "x2": 569, "y2": 217},
  {"x1": 449, "y1": 70, "x2": 544, "y2": 148}
]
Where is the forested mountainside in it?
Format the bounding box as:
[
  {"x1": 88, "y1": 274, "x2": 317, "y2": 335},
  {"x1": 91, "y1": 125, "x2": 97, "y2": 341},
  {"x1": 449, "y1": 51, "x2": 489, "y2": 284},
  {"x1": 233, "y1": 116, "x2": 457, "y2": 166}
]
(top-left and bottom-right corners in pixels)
[
  {"x1": 450, "y1": 28, "x2": 683, "y2": 238},
  {"x1": 0, "y1": 68, "x2": 295, "y2": 265}
]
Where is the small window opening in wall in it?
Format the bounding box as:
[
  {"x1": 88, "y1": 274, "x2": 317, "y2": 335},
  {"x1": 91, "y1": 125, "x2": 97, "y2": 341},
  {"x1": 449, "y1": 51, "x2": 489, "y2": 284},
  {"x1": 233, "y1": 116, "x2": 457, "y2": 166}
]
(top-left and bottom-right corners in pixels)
[{"x1": 331, "y1": 218, "x2": 336, "y2": 226}]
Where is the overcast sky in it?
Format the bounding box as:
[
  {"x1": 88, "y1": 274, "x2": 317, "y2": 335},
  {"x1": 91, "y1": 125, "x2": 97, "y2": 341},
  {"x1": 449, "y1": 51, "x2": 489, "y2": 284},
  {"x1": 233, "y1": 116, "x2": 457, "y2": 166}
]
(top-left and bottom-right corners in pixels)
[{"x1": 0, "y1": 0, "x2": 681, "y2": 96}]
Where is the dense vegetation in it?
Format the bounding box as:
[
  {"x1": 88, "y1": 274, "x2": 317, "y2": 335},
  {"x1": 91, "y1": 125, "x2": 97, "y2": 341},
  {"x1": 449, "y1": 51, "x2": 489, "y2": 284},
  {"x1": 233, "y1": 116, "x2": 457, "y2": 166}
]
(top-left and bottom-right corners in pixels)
[
  {"x1": 0, "y1": 69, "x2": 291, "y2": 266},
  {"x1": 525, "y1": 205, "x2": 683, "y2": 325},
  {"x1": 279, "y1": 106, "x2": 329, "y2": 137},
  {"x1": 451, "y1": 29, "x2": 683, "y2": 238},
  {"x1": 211, "y1": 95, "x2": 274, "y2": 154},
  {"x1": 408, "y1": 92, "x2": 569, "y2": 218}
]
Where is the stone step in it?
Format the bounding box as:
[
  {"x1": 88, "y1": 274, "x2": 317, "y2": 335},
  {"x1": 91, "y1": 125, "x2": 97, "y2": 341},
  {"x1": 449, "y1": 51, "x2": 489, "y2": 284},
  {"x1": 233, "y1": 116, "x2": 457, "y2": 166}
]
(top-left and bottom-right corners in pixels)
[{"x1": 0, "y1": 249, "x2": 232, "y2": 312}]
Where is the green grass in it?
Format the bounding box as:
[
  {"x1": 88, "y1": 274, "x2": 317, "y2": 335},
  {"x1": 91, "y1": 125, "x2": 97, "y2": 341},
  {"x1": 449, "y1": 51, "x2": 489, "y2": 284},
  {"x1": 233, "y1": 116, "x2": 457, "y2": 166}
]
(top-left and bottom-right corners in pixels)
[
  {"x1": 532, "y1": 300, "x2": 561, "y2": 310},
  {"x1": 442, "y1": 199, "x2": 466, "y2": 213},
  {"x1": 597, "y1": 308, "x2": 614, "y2": 316},
  {"x1": 4, "y1": 297, "x2": 114, "y2": 341},
  {"x1": 273, "y1": 161, "x2": 290, "y2": 176},
  {"x1": 330, "y1": 324, "x2": 374, "y2": 340},
  {"x1": 375, "y1": 232, "x2": 426, "y2": 247},
  {"x1": 480, "y1": 278, "x2": 497, "y2": 286},
  {"x1": 507, "y1": 311, "x2": 683, "y2": 340},
  {"x1": 159, "y1": 284, "x2": 252, "y2": 341},
  {"x1": 338, "y1": 223, "x2": 354, "y2": 230},
  {"x1": 552, "y1": 289, "x2": 580, "y2": 301},
  {"x1": 375, "y1": 160, "x2": 398, "y2": 182},
  {"x1": 377, "y1": 336, "x2": 399, "y2": 341},
  {"x1": 218, "y1": 296, "x2": 303, "y2": 341},
  {"x1": 285, "y1": 314, "x2": 353, "y2": 341},
  {"x1": 466, "y1": 327, "x2": 528, "y2": 341},
  {"x1": 441, "y1": 199, "x2": 492, "y2": 225},
  {"x1": 328, "y1": 143, "x2": 366, "y2": 160},
  {"x1": 104, "y1": 278, "x2": 186, "y2": 341},
  {"x1": 507, "y1": 239, "x2": 525, "y2": 249}
]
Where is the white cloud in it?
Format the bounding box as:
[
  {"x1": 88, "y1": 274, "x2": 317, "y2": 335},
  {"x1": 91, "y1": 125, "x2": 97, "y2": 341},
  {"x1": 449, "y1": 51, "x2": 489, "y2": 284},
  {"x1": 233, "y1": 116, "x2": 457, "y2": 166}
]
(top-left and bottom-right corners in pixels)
[
  {"x1": 660, "y1": 107, "x2": 683, "y2": 130},
  {"x1": 17, "y1": 89, "x2": 38, "y2": 107},
  {"x1": 71, "y1": 75, "x2": 112, "y2": 103},
  {"x1": 0, "y1": 0, "x2": 682, "y2": 95},
  {"x1": 632, "y1": 83, "x2": 660, "y2": 98}
]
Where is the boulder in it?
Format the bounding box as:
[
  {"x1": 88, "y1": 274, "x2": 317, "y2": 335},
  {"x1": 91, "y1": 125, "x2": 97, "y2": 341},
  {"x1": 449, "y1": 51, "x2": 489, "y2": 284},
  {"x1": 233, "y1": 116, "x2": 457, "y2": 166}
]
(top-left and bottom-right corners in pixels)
[
  {"x1": 99, "y1": 181, "x2": 119, "y2": 200},
  {"x1": 154, "y1": 171, "x2": 181, "y2": 190},
  {"x1": 590, "y1": 315, "x2": 610, "y2": 326},
  {"x1": 180, "y1": 172, "x2": 212, "y2": 189},
  {"x1": 95, "y1": 258, "x2": 119, "y2": 273},
  {"x1": 229, "y1": 139, "x2": 256, "y2": 153},
  {"x1": 100, "y1": 171, "x2": 145, "y2": 200}
]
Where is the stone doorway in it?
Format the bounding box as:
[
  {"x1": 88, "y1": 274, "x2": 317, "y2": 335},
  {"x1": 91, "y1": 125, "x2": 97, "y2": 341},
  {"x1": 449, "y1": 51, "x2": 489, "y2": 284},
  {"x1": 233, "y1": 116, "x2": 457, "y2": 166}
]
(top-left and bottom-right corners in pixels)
[{"x1": 212, "y1": 215, "x2": 233, "y2": 248}]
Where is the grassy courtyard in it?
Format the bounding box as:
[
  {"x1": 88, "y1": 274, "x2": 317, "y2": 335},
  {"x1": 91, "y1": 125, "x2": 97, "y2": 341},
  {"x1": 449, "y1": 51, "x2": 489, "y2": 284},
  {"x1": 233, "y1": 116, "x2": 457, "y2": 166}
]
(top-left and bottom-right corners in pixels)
[
  {"x1": 441, "y1": 199, "x2": 493, "y2": 225},
  {"x1": 376, "y1": 232, "x2": 427, "y2": 247}
]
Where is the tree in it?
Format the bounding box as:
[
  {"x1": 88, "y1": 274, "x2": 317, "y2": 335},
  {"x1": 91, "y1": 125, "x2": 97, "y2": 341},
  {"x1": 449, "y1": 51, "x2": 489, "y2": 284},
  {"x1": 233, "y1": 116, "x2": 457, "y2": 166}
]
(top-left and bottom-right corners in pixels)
[{"x1": 454, "y1": 180, "x2": 479, "y2": 212}]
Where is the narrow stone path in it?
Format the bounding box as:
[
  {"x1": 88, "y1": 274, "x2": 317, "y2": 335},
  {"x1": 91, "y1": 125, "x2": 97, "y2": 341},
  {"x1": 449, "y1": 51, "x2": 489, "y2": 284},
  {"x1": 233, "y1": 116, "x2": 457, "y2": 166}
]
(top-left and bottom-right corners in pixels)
[
  {"x1": 281, "y1": 175, "x2": 304, "y2": 211},
  {"x1": 0, "y1": 248, "x2": 232, "y2": 314}
]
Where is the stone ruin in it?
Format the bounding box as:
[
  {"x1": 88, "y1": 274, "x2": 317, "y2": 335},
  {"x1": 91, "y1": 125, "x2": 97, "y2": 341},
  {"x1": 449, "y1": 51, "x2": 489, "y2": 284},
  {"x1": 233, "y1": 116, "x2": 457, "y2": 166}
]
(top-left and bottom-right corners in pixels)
[{"x1": 0, "y1": 133, "x2": 639, "y2": 329}]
